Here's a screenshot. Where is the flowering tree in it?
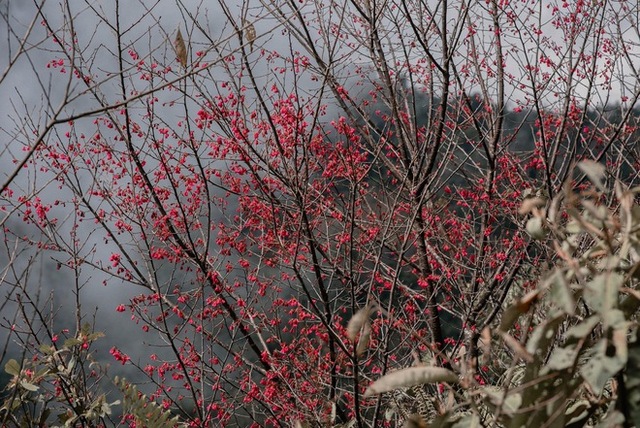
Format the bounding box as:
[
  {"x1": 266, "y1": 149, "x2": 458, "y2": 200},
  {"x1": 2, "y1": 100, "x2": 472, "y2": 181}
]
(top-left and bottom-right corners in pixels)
[{"x1": 2, "y1": 0, "x2": 640, "y2": 426}]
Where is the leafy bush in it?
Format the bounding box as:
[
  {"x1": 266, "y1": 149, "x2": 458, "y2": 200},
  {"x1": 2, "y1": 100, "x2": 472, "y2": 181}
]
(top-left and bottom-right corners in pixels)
[
  {"x1": 364, "y1": 161, "x2": 640, "y2": 427},
  {"x1": 0, "y1": 322, "x2": 181, "y2": 427},
  {"x1": 0, "y1": 323, "x2": 117, "y2": 427}
]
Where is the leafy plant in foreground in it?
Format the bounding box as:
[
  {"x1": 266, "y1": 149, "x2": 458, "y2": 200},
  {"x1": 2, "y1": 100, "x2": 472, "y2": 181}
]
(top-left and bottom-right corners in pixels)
[
  {"x1": 0, "y1": 323, "x2": 116, "y2": 427},
  {"x1": 364, "y1": 161, "x2": 640, "y2": 427}
]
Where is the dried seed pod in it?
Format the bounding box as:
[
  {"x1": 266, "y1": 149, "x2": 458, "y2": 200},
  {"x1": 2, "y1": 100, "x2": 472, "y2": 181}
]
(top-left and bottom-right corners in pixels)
[
  {"x1": 243, "y1": 20, "x2": 256, "y2": 50},
  {"x1": 364, "y1": 366, "x2": 458, "y2": 397},
  {"x1": 174, "y1": 28, "x2": 187, "y2": 68},
  {"x1": 355, "y1": 321, "x2": 371, "y2": 356},
  {"x1": 347, "y1": 305, "x2": 371, "y2": 342}
]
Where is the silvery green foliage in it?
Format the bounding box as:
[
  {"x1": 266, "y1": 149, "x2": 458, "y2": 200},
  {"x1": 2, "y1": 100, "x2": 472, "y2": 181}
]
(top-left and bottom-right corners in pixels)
[
  {"x1": 114, "y1": 377, "x2": 181, "y2": 428},
  {"x1": 370, "y1": 162, "x2": 640, "y2": 427},
  {"x1": 0, "y1": 324, "x2": 117, "y2": 427}
]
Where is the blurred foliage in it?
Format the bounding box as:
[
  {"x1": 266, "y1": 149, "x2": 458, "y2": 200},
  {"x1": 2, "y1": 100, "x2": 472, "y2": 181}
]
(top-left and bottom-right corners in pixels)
[
  {"x1": 114, "y1": 376, "x2": 180, "y2": 428},
  {"x1": 0, "y1": 322, "x2": 178, "y2": 427},
  {"x1": 0, "y1": 323, "x2": 120, "y2": 427},
  {"x1": 364, "y1": 161, "x2": 640, "y2": 427}
]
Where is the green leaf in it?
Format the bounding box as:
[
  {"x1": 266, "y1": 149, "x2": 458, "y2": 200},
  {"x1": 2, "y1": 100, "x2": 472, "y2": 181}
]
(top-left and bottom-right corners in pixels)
[
  {"x1": 499, "y1": 290, "x2": 539, "y2": 332},
  {"x1": 581, "y1": 336, "x2": 627, "y2": 394},
  {"x1": 578, "y1": 160, "x2": 606, "y2": 191},
  {"x1": 87, "y1": 331, "x2": 105, "y2": 341},
  {"x1": 35, "y1": 367, "x2": 50, "y2": 379},
  {"x1": 602, "y1": 309, "x2": 627, "y2": 330},
  {"x1": 451, "y1": 413, "x2": 480, "y2": 428},
  {"x1": 81, "y1": 322, "x2": 93, "y2": 335},
  {"x1": 519, "y1": 197, "x2": 546, "y2": 215},
  {"x1": 583, "y1": 273, "x2": 622, "y2": 313},
  {"x1": 114, "y1": 376, "x2": 179, "y2": 427},
  {"x1": 581, "y1": 199, "x2": 608, "y2": 222},
  {"x1": 57, "y1": 411, "x2": 72, "y2": 424},
  {"x1": 525, "y1": 316, "x2": 564, "y2": 358},
  {"x1": 565, "y1": 316, "x2": 600, "y2": 341},
  {"x1": 482, "y1": 387, "x2": 521, "y2": 415},
  {"x1": 565, "y1": 220, "x2": 582, "y2": 234},
  {"x1": 547, "y1": 270, "x2": 574, "y2": 315},
  {"x1": 546, "y1": 346, "x2": 579, "y2": 371},
  {"x1": 4, "y1": 359, "x2": 20, "y2": 376},
  {"x1": 526, "y1": 217, "x2": 547, "y2": 240},
  {"x1": 63, "y1": 338, "x2": 82, "y2": 348},
  {"x1": 38, "y1": 408, "x2": 51, "y2": 425},
  {"x1": 39, "y1": 344, "x2": 55, "y2": 355},
  {"x1": 19, "y1": 381, "x2": 39, "y2": 392},
  {"x1": 499, "y1": 332, "x2": 533, "y2": 362}
]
